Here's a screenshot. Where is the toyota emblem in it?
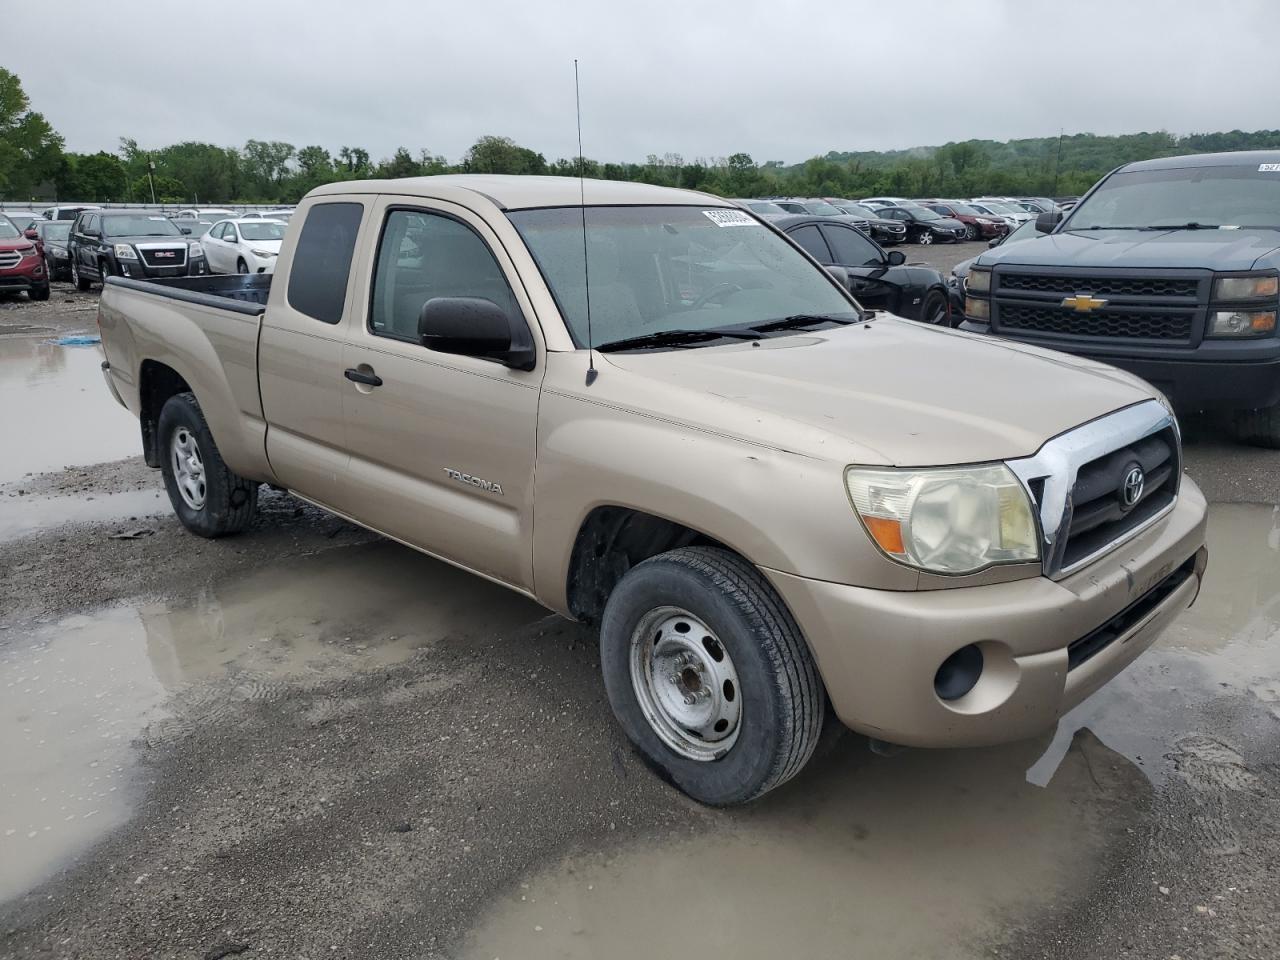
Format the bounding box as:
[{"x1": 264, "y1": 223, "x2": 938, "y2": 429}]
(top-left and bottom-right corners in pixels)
[{"x1": 1120, "y1": 465, "x2": 1145, "y2": 509}]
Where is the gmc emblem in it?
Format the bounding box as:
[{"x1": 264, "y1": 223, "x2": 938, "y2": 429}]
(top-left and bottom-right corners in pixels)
[{"x1": 154, "y1": 251, "x2": 176, "y2": 258}]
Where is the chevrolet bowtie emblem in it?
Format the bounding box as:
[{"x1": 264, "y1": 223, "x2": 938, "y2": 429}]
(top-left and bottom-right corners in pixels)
[{"x1": 1061, "y1": 293, "x2": 1108, "y2": 312}]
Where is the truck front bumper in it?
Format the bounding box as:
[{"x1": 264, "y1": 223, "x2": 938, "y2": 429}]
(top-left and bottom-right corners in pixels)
[{"x1": 765, "y1": 478, "x2": 1208, "y2": 748}]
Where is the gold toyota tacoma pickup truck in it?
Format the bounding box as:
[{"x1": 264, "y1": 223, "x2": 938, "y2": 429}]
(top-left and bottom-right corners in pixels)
[{"x1": 97, "y1": 176, "x2": 1209, "y2": 805}]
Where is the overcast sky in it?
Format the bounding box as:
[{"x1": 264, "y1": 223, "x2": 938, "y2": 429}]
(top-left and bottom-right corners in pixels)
[{"x1": 6, "y1": 0, "x2": 1278, "y2": 165}]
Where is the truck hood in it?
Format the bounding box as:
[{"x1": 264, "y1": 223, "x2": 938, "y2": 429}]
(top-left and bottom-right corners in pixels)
[
  {"x1": 978, "y1": 227, "x2": 1280, "y2": 270},
  {"x1": 600, "y1": 317, "x2": 1155, "y2": 467}
]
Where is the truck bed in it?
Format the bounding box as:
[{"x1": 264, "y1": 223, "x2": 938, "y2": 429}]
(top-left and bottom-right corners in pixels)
[{"x1": 104, "y1": 274, "x2": 272, "y2": 316}]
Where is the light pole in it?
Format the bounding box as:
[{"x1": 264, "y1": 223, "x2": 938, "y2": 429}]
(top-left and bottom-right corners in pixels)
[{"x1": 146, "y1": 159, "x2": 157, "y2": 205}]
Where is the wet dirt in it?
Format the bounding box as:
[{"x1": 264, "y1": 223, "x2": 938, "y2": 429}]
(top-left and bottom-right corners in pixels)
[
  {"x1": 0, "y1": 336, "x2": 139, "y2": 485},
  {"x1": 0, "y1": 488, "x2": 166, "y2": 541}
]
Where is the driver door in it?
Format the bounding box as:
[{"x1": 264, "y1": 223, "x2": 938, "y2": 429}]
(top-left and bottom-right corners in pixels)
[{"x1": 819, "y1": 223, "x2": 897, "y2": 311}]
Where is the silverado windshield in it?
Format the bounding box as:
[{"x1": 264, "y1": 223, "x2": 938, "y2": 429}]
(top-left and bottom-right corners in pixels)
[
  {"x1": 508, "y1": 205, "x2": 858, "y2": 348},
  {"x1": 1067, "y1": 164, "x2": 1280, "y2": 230},
  {"x1": 104, "y1": 216, "x2": 183, "y2": 238}
]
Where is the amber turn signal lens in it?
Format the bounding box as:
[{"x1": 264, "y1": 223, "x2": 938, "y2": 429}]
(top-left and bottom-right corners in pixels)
[{"x1": 863, "y1": 515, "x2": 905, "y2": 555}]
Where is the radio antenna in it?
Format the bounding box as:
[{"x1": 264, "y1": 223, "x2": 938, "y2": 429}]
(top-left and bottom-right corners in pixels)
[{"x1": 575, "y1": 59, "x2": 597, "y2": 386}]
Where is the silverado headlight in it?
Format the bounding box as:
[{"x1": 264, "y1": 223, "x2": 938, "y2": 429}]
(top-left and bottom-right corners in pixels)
[
  {"x1": 845, "y1": 464, "x2": 1039, "y2": 574},
  {"x1": 1214, "y1": 275, "x2": 1278, "y2": 300},
  {"x1": 1208, "y1": 309, "x2": 1276, "y2": 338},
  {"x1": 113, "y1": 243, "x2": 138, "y2": 260},
  {"x1": 966, "y1": 267, "x2": 991, "y2": 293},
  {"x1": 250, "y1": 248, "x2": 277, "y2": 258}
]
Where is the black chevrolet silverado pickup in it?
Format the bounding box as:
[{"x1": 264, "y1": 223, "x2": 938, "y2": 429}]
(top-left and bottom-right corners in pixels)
[{"x1": 960, "y1": 150, "x2": 1280, "y2": 447}]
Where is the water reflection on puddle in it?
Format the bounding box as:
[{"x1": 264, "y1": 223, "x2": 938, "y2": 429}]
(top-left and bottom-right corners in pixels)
[
  {"x1": 0, "y1": 488, "x2": 167, "y2": 541},
  {"x1": 0, "y1": 541, "x2": 545, "y2": 902},
  {"x1": 0, "y1": 337, "x2": 140, "y2": 486}
]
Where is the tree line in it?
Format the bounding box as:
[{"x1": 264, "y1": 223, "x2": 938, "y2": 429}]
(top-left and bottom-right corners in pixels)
[{"x1": 5, "y1": 67, "x2": 1280, "y2": 206}]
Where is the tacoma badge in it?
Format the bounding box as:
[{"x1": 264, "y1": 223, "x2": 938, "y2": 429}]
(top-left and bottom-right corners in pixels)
[{"x1": 444, "y1": 468, "x2": 504, "y2": 496}]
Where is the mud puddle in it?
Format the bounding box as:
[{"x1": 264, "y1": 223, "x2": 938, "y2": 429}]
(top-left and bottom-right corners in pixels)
[
  {"x1": 461, "y1": 503, "x2": 1280, "y2": 960},
  {"x1": 0, "y1": 488, "x2": 166, "y2": 540},
  {"x1": 0, "y1": 337, "x2": 139, "y2": 486},
  {"x1": 0, "y1": 540, "x2": 546, "y2": 903}
]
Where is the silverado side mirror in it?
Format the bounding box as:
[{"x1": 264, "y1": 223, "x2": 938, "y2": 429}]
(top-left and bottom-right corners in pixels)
[
  {"x1": 418, "y1": 296, "x2": 534, "y2": 371},
  {"x1": 885, "y1": 249, "x2": 906, "y2": 266},
  {"x1": 824, "y1": 264, "x2": 850, "y2": 288},
  {"x1": 1034, "y1": 210, "x2": 1062, "y2": 234}
]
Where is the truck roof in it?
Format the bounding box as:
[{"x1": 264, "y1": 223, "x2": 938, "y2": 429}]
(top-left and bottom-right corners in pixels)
[
  {"x1": 1123, "y1": 149, "x2": 1280, "y2": 172},
  {"x1": 306, "y1": 174, "x2": 731, "y2": 211}
]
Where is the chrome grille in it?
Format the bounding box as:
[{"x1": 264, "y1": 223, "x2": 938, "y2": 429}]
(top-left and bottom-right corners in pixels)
[
  {"x1": 1007, "y1": 400, "x2": 1181, "y2": 579},
  {"x1": 0, "y1": 251, "x2": 21, "y2": 270},
  {"x1": 139, "y1": 246, "x2": 187, "y2": 268}
]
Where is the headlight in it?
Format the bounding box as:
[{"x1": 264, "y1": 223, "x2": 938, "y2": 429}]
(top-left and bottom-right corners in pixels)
[
  {"x1": 113, "y1": 243, "x2": 138, "y2": 260},
  {"x1": 1208, "y1": 309, "x2": 1276, "y2": 338},
  {"x1": 966, "y1": 268, "x2": 991, "y2": 293},
  {"x1": 975, "y1": 218, "x2": 993, "y2": 225},
  {"x1": 19, "y1": 245, "x2": 38, "y2": 259},
  {"x1": 188, "y1": 244, "x2": 205, "y2": 258},
  {"x1": 1214, "y1": 275, "x2": 1278, "y2": 300},
  {"x1": 845, "y1": 464, "x2": 1039, "y2": 574},
  {"x1": 250, "y1": 249, "x2": 278, "y2": 258}
]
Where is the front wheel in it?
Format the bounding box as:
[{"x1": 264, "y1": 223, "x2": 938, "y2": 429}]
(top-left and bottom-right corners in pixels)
[
  {"x1": 71, "y1": 258, "x2": 91, "y2": 292},
  {"x1": 964, "y1": 223, "x2": 978, "y2": 241},
  {"x1": 921, "y1": 290, "x2": 949, "y2": 326},
  {"x1": 600, "y1": 546, "x2": 824, "y2": 806},
  {"x1": 917, "y1": 230, "x2": 934, "y2": 245},
  {"x1": 1232, "y1": 404, "x2": 1280, "y2": 449},
  {"x1": 158, "y1": 391, "x2": 259, "y2": 537},
  {"x1": 29, "y1": 283, "x2": 50, "y2": 302}
]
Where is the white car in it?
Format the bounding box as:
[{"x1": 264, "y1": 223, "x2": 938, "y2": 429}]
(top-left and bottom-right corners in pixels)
[
  {"x1": 859, "y1": 196, "x2": 911, "y2": 208},
  {"x1": 241, "y1": 209, "x2": 294, "y2": 222},
  {"x1": 970, "y1": 199, "x2": 1035, "y2": 224},
  {"x1": 176, "y1": 207, "x2": 236, "y2": 222},
  {"x1": 201, "y1": 218, "x2": 286, "y2": 274}
]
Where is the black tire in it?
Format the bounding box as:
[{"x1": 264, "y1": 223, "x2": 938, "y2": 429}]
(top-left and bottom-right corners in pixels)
[
  {"x1": 71, "y1": 257, "x2": 91, "y2": 292},
  {"x1": 1232, "y1": 404, "x2": 1280, "y2": 449},
  {"x1": 157, "y1": 391, "x2": 258, "y2": 537},
  {"x1": 98, "y1": 259, "x2": 113, "y2": 283},
  {"x1": 921, "y1": 290, "x2": 949, "y2": 326},
  {"x1": 600, "y1": 546, "x2": 824, "y2": 806},
  {"x1": 30, "y1": 283, "x2": 50, "y2": 302},
  {"x1": 964, "y1": 223, "x2": 978, "y2": 241}
]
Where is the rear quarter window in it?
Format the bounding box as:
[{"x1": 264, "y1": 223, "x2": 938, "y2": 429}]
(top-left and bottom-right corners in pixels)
[{"x1": 286, "y1": 202, "x2": 364, "y2": 324}]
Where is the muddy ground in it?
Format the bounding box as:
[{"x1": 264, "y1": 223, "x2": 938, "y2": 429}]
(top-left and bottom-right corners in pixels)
[{"x1": 1, "y1": 272, "x2": 1279, "y2": 960}]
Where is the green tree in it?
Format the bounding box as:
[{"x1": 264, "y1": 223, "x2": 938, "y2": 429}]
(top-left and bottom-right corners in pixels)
[
  {"x1": 378, "y1": 147, "x2": 420, "y2": 179},
  {"x1": 0, "y1": 68, "x2": 65, "y2": 199}
]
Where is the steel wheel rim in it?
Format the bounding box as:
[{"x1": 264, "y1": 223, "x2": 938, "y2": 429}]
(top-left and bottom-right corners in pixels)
[
  {"x1": 629, "y1": 606, "x2": 742, "y2": 762},
  {"x1": 171, "y1": 427, "x2": 207, "y2": 510}
]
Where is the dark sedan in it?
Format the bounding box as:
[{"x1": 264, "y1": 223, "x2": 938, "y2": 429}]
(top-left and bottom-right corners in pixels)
[
  {"x1": 68, "y1": 210, "x2": 208, "y2": 290},
  {"x1": 919, "y1": 201, "x2": 1008, "y2": 241},
  {"x1": 35, "y1": 219, "x2": 73, "y2": 280},
  {"x1": 777, "y1": 215, "x2": 952, "y2": 325},
  {"x1": 872, "y1": 204, "x2": 967, "y2": 245},
  {"x1": 831, "y1": 202, "x2": 908, "y2": 245}
]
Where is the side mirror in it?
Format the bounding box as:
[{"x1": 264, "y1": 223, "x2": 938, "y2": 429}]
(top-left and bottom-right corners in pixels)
[
  {"x1": 180, "y1": 226, "x2": 192, "y2": 235},
  {"x1": 824, "y1": 264, "x2": 850, "y2": 288},
  {"x1": 988, "y1": 235, "x2": 1004, "y2": 248},
  {"x1": 24, "y1": 228, "x2": 38, "y2": 240},
  {"x1": 1034, "y1": 210, "x2": 1062, "y2": 234},
  {"x1": 418, "y1": 296, "x2": 534, "y2": 371},
  {"x1": 885, "y1": 249, "x2": 906, "y2": 266}
]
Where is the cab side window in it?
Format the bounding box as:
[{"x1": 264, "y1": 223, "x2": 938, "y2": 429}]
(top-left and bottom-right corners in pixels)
[
  {"x1": 287, "y1": 202, "x2": 363, "y2": 325},
  {"x1": 368, "y1": 209, "x2": 525, "y2": 348},
  {"x1": 789, "y1": 224, "x2": 832, "y2": 264}
]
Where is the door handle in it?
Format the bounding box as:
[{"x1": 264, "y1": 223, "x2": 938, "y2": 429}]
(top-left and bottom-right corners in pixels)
[{"x1": 344, "y1": 367, "x2": 383, "y2": 387}]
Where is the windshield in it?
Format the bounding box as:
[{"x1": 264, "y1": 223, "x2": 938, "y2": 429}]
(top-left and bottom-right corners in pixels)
[
  {"x1": 804, "y1": 201, "x2": 844, "y2": 216},
  {"x1": 1067, "y1": 164, "x2": 1280, "y2": 230},
  {"x1": 946, "y1": 202, "x2": 979, "y2": 216},
  {"x1": 104, "y1": 215, "x2": 182, "y2": 238},
  {"x1": 0, "y1": 219, "x2": 19, "y2": 239},
  {"x1": 239, "y1": 221, "x2": 286, "y2": 241},
  {"x1": 41, "y1": 222, "x2": 71, "y2": 241},
  {"x1": 508, "y1": 205, "x2": 858, "y2": 347},
  {"x1": 904, "y1": 205, "x2": 941, "y2": 221},
  {"x1": 746, "y1": 201, "x2": 786, "y2": 215},
  {"x1": 839, "y1": 204, "x2": 877, "y2": 218}
]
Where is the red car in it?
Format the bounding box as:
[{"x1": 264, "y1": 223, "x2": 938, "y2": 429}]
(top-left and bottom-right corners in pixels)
[
  {"x1": 0, "y1": 215, "x2": 50, "y2": 301},
  {"x1": 919, "y1": 201, "x2": 1008, "y2": 241}
]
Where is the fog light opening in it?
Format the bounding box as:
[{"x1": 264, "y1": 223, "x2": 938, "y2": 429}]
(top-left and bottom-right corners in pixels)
[{"x1": 934, "y1": 644, "x2": 984, "y2": 701}]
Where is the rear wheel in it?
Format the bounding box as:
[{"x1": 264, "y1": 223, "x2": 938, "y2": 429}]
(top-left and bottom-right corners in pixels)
[
  {"x1": 1232, "y1": 404, "x2": 1280, "y2": 449},
  {"x1": 600, "y1": 546, "x2": 824, "y2": 806},
  {"x1": 158, "y1": 392, "x2": 258, "y2": 537}
]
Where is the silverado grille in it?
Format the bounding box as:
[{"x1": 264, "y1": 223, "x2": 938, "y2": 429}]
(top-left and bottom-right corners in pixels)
[
  {"x1": 0, "y1": 251, "x2": 21, "y2": 270},
  {"x1": 1008, "y1": 401, "x2": 1181, "y2": 579},
  {"x1": 999, "y1": 304, "x2": 1193, "y2": 340},
  {"x1": 991, "y1": 267, "x2": 1208, "y2": 344}
]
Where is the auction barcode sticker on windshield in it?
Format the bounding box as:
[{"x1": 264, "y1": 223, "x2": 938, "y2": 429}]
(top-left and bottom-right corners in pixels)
[
  {"x1": 703, "y1": 209, "x2": 758, "y2": 227},
  {"x1": 1260, "y1": 163, "x2": 1280, "y2": 171}
]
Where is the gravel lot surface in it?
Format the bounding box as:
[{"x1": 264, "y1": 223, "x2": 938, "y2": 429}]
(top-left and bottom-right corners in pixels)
[{"x1": 1, "y1": 270, "x2": 1277, "y2": 960}]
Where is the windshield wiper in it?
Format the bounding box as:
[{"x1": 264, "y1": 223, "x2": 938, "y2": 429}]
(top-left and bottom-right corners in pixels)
[
  {"x1": 1139, "y1": 222, "x2": 1219, "y2": 230},
  {"x1": 595, "y1": 328, "x2": 762, "y2": 353},
  {"x1": 749, "y1": 313, "x2": 859, "y2": 333}
]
